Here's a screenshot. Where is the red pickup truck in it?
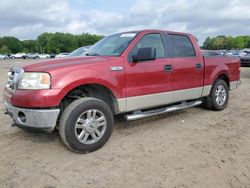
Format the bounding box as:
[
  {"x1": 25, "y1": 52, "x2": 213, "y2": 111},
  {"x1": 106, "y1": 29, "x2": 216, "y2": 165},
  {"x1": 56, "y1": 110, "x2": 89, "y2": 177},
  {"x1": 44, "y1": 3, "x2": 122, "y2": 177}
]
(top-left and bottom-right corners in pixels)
[{"x1": 3, "y1": 30, "x2": 240, "y2": 153}]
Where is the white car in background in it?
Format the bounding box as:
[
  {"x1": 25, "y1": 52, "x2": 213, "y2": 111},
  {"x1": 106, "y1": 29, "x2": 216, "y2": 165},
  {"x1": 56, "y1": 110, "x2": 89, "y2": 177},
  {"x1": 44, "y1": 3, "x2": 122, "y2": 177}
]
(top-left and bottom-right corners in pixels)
[
  {"x1": 68, "y1": 46, "x2": 90, "y2": 57},
  {"x1": 24, "y1": 53, "x2": 40, "y2": 59},
  {"x1": 55, "y1": 53, "x2": 69, "y2": 58},
  {"x1": 10, "y1": 53, "x2": 26, "y2": 59},
  {"x1": 39, "y1": 53, "x2": 50, "y2": 59},
  {"x1": 0, "y1": 54, "x2": 9, "y2": 59}
]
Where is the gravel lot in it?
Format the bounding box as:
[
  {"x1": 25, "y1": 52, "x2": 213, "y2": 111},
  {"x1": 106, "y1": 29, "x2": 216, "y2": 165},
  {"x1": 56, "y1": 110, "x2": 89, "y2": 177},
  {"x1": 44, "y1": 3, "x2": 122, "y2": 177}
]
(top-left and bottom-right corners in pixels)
[{"x1": 0, "y1": 59, "x2": 250, "y2": 188}]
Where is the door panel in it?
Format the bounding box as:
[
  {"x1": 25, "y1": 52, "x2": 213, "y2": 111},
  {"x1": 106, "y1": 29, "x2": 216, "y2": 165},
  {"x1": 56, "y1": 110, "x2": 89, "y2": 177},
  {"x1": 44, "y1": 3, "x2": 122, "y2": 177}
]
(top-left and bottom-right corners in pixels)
[
  {"x1": 167, "y1": 34, "x2": 204, "y2": 97},
  {"x1": 171, "y1": 57, "x2": 203, "y2": 90},
  {"x1": 125, "y1": 58, "x2": 172, "y2": 97},
  {"x1": 124, "y1": 33, "x2": 173, "y2": 111},
  {"x1": 125, "y1": 58, "x2": 172, "y2": 111}
]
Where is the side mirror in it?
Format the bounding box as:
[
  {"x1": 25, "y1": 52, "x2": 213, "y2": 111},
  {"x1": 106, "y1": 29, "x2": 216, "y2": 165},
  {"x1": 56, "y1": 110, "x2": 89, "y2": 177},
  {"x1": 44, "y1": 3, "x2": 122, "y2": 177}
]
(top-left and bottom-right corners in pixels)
[{"x1": 132, "y1": 47, "x2": 156, "y2": 62}]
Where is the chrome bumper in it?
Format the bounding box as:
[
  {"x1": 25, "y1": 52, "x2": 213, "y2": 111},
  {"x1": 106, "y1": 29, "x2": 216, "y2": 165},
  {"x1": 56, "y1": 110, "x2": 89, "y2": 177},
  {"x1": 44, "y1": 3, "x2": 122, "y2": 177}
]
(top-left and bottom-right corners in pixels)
[{"x1": 4, "y1": 101, "x2": 60, "y2": 131}]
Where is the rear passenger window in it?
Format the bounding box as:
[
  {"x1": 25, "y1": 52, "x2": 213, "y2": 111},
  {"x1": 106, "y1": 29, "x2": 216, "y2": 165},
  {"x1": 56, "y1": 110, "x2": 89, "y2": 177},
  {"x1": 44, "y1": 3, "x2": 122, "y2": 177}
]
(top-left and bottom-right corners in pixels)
[
  {"x1": 131, "y1": 33, "x2": 166, "y2": 59},
  {"x1": 168, "y1": 35, "x2": 196, "y2": 57}
]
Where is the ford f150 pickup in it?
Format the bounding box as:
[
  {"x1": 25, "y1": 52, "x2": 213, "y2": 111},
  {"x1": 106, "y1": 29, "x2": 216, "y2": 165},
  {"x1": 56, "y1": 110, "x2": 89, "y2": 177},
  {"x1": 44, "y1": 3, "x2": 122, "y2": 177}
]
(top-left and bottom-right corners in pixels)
[{"x1": 3, "y1": 30, "x2": 240, "y2": 153}]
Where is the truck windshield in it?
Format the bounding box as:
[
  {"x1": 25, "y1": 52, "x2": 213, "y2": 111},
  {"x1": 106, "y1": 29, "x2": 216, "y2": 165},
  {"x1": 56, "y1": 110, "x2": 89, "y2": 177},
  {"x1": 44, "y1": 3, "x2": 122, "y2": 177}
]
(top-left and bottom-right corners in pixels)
[{"x1": 87, "y1": 32, "x2": 138, "y2": 56}]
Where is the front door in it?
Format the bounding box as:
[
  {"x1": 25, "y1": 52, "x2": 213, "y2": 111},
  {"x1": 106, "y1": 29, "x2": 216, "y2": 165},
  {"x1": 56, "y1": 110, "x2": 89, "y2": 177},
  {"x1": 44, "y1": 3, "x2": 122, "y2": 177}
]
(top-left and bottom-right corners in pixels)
[{"x1": 124, "y1": 32, "x2": 173, "y2": 111}]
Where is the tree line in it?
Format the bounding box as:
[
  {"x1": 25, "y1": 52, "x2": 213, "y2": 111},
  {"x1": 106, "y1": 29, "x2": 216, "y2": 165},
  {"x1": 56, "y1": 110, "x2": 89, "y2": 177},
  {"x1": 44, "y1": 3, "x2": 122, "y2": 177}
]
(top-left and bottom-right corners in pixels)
[
  {"x1": 202, "y1": 35, "x2": 250, "y2": 50},
  {"x1": 1, "y1": 32, "x2": 250, "y2": 54},
  {"x1": 0, "y1": 32, "x2": 103, "y2": 54}
]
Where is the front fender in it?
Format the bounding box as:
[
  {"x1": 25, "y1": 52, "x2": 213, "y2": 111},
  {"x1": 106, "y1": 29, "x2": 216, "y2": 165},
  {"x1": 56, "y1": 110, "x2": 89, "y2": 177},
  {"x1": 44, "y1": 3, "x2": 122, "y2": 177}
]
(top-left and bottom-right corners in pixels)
[{"x1": 50, "y1": 67, "x2": 125, "y2": 105}]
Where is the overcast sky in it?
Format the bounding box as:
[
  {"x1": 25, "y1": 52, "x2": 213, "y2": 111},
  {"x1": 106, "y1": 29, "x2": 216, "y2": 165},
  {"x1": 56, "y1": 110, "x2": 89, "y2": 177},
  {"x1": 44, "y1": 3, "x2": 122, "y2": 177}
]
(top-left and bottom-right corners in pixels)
[{"x1": 0, "y1": 0, "x2": 250, "y2": 44}]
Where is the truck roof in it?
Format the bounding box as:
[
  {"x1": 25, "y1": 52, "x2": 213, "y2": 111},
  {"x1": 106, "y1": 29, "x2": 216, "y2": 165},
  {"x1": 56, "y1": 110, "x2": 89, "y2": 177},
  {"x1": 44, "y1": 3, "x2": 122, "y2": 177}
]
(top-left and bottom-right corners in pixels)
[{"x1": 122, "y1": 29, "x2": 192, "y2": 36}]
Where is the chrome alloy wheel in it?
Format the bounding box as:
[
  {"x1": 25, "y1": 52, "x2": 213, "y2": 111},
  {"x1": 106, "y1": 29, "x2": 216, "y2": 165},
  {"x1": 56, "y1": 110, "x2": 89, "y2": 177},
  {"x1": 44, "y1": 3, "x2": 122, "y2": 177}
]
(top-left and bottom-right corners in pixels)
[
  {"x1": 74, "y1": 109, "x2": 107, "y2": 144},
  {"x1": 215, "y1": 85, "x2": 227, "y2": 106}
]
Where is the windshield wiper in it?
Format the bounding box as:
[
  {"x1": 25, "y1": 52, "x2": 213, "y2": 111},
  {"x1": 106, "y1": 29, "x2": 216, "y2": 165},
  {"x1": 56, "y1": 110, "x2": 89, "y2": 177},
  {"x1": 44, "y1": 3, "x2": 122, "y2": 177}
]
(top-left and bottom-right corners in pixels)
[{"x1": 85, "y1": 52, "x2": 100, "y2": 56}]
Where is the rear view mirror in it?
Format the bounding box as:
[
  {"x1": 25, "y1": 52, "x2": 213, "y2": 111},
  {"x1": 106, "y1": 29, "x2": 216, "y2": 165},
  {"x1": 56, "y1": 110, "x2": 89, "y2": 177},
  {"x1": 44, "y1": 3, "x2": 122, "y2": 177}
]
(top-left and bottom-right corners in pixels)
[{"x1": 132, "y1": 47, "x2": 156, "y2": 62}]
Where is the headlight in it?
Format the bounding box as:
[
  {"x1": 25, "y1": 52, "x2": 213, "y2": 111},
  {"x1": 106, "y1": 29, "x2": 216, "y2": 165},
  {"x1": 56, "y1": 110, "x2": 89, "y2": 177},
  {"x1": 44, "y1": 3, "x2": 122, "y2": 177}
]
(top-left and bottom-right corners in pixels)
[{"x1": 18, "y1": 72, "x2": 51, "y2": 89}]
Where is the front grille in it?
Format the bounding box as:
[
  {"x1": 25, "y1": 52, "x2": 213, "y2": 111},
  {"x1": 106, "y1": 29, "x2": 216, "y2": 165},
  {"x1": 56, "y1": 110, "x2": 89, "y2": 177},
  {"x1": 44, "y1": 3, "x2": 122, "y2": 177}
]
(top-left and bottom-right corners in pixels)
[{"x1": 6, "y1": 67, "x2": 24, "y2": 92}]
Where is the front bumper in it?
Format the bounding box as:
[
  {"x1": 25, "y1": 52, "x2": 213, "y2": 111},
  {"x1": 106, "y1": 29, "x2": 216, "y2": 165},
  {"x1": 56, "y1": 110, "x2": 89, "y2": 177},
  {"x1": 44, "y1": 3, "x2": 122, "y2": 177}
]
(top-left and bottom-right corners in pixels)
[{"x1": 4, "y1": 101, "x2": 60, "y2": 131}]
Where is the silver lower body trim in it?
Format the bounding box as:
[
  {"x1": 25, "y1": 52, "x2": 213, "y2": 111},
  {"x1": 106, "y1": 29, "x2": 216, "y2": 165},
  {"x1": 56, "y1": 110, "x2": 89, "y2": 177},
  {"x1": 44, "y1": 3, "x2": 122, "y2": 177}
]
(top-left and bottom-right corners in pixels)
[
  {"x1": 118, "y1": 87, "x2": 205, "y2": 113},
  {"x1": 4, "y1": 101, "x2": 60, "y2": 131},
  {"x1": 230, "y1": 80, "x2": 241, "y2": 90},
  {"x1": 201, "y1": 85, "x2": 212, "y2": 97},
  {"x1": 117, "y1": 80, "x2": 240, "y2": 113}
]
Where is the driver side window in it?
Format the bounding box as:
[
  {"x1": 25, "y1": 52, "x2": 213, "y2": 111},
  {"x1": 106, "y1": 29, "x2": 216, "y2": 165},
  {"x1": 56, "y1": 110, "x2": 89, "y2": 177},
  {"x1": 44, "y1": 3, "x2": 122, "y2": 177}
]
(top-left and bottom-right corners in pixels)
[{"x1": 131, "y1": 33, "x2": 166, "y2": 59}]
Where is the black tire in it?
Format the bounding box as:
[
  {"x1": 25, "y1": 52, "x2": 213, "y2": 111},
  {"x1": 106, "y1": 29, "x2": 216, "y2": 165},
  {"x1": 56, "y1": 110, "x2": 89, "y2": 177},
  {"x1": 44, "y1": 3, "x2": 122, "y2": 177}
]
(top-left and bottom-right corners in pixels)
[
  {"x1": 203, "y1": 79, "x2": 229, "y2": 111},
  {"x1": 59, "y1": 98, "x2": 114, "y2": 153}
]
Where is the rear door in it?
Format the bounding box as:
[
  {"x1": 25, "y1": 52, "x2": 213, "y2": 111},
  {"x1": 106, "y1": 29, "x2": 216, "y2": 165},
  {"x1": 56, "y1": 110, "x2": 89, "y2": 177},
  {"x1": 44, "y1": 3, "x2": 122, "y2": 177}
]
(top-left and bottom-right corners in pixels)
[{"x1": 166, "y1": 33, "x2": 204, "y2": 102}]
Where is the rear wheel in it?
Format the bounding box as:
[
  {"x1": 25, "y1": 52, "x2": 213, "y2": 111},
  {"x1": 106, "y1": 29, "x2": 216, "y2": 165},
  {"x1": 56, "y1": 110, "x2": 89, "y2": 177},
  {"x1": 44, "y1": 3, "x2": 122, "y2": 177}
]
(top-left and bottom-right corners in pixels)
[
  {"x1": 203, "y1": 79, "x2": 229, "y2": 111},
  {"x1": 59, "y1": 98, "x2": 114, "y2": 153}
]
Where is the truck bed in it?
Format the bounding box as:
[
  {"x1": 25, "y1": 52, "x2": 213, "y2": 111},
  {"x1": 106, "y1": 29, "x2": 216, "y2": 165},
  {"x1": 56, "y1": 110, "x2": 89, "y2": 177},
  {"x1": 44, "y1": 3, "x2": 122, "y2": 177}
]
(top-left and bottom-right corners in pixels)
[{"x1": 203, "y1": 56, "x2": 240, "y2": 86}]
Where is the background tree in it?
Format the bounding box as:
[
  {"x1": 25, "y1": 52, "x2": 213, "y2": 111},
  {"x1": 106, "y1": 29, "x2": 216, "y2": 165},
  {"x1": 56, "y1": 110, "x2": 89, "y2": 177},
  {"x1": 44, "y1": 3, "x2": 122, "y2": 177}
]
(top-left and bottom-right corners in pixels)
[
  {"x1": 0, "y1": 37, "x2": 22, "y2": 53},
  {"x1": 1, "y1": 32, "x2": 249, "y2": 53},
  {"x1": 0, "y1": 45, "x2": 11, "y2": 54},
  {"x1": 22, "y1": 40, "x2": 36, "y2": 53},
  {"x1": 202, "y1": 35, "x2": 250, "y2": 50}
]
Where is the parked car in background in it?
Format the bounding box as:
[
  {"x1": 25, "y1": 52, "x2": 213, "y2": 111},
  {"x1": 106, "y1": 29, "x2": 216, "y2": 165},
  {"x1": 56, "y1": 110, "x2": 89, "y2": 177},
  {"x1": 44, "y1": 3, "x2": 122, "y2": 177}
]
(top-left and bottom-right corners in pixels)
[
  {"x1": 55, "y1": 53, "x2": 69, "y2": 58},
  {"x1": 10, "y1": 53, "x2": 26, "y2": 59},
  {"x1": 39, "y1": 53, "x2": 50, "y2": 59},
  {"x1": 226, "y1": 51, "x2": 240, "y2": 57},
  {"x1": 50, "y1": 54, "x2": 56, "y2": 58},
  {"x1": 24, "y1": 53, "x2": 40, "y2": 59},
  {"x1": 0, "y1": 54, "x2": 9, "y2": 59},
  {"x1": 239, "y1": 51, "x2": 248, "y2": 57},
  {"x1": 68, "y1": 46, "x2": 90, "y2": 57},
  {"x1": 240, "y1": 53, "x2": 250, "y2": 67},
  {"x1": 217, "y1": 50, "x2": 227, "y2": 56},
  {"x1": 202, "y1": 50, "x2": 221, "y2": 57}
]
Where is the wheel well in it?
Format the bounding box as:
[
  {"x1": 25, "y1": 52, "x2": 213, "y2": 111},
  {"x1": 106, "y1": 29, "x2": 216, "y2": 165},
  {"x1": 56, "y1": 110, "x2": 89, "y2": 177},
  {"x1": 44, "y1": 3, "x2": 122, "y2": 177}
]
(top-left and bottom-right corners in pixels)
[
  {"x1": 60, "y1": 84, "x2": 119, "y2": 115},
  {"x1": 217, "y1": 74, "x2": 229, "y2": 88}
]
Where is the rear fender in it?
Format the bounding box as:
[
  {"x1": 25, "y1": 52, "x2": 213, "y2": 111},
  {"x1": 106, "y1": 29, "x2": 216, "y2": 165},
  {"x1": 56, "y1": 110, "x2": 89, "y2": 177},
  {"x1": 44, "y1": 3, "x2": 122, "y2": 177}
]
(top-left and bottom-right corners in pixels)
[{"x1": 209, "y1": 64, "x2": 229, "y2": 85}]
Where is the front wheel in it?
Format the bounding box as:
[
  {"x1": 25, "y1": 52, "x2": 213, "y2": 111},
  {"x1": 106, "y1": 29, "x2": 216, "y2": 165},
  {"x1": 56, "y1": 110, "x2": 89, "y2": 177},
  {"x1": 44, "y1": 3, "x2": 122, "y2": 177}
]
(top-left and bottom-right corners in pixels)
[
  {"x1": 203, "y1": 79, "x2": 229, "y2": 111},
  {"x1": 59, "y1": 98, "x2": 114, "y2": 153}
]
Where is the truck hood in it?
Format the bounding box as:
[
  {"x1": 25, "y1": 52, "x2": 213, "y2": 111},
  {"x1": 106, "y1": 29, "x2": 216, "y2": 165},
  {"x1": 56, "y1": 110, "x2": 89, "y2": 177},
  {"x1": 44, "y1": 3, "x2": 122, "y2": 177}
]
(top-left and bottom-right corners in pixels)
[{"x1": 23, "y1": 56, "x2": 119, "y2": 72}]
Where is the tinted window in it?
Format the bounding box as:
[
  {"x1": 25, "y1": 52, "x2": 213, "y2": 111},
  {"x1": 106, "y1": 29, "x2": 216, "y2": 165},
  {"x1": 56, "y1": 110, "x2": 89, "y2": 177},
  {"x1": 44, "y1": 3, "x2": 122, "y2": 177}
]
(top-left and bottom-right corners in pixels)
[
  {"x1": 131, "y1": 34, "x2": 166, "y2": 59},
  {"x1": 168, "y1": 35, "x2": 196, "y2": 57}
]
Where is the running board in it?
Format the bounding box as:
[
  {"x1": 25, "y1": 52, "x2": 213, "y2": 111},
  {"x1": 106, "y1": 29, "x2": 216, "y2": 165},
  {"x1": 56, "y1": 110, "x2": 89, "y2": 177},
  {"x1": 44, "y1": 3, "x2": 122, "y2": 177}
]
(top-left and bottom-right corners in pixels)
[{"x1": 125, "y1": 100, "x2": 202, "y2": 121}]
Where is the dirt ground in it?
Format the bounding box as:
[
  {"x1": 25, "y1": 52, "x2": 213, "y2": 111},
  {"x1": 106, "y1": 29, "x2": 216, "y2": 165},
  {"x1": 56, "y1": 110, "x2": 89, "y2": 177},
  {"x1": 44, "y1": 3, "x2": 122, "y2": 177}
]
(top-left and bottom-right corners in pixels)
[{"x1": 0, "y1": 59, "x2": 250, "y2": 188}]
